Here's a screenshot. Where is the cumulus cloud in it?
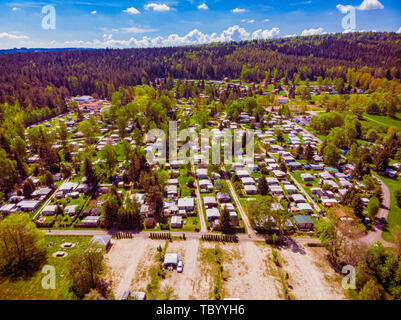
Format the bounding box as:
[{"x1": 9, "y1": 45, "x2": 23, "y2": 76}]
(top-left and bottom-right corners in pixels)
[
  {"x1": 397, "y1": 27, "x2": 401, "y2": 34},
  {"x1": 284, "y1": 34, "x2": 297, "y2": 38},
  {"x1": 358, "y1": 0, "x2": 384, "y2": 10},
  {"x1": 336, "y1": 4, "x2": 353, "y2": 14},
  {"x1": 47, "y1": 25, "x2": 280, "y2": 49},
  {"x1": 123, "y1": 7, "x2": 140, "y2": 14},
  {"x1": 264, "y1": 18, "x2": 270, "y2": 22},
  {"x1": 91, "y1": 10, "x2": 97, "y2": 14},
  {"x1": 336, "y1": 0, "x2": 384, "y2": 13},
  {"x1": 301, "y1": 27, "x2": 324, "y2": 36},
  {"x1": 197, "y1": 3, "x2": 208, "y2": 10},
  {"x1": 232, "y1": 8, "x2": 246, "y2": 13},
  {"x1": 144, "y1": 3, "x2": 171, "y2": 12},
  {"x1": 251, "y1": 27, "x2": 280, "y2": 40},
  {"x1": 0, "y1": 32, "x2": 29, "y2": 39},
  {"x1": 12, "y1": 7, "x2": 20, "y2": 11}
]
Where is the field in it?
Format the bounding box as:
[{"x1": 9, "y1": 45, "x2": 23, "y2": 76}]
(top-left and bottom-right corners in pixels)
[
  {"x1": 105, "y1": 237, "x2": 346, "y2": 300},
  {"x1": 0, "y1": 235, "x2": 92, "y2": 300},
  {"x1": 276, "y1": 241, "x2": 346, "y2": 300},
  {"x1": 363, "y1": 113, "x2": 401, "y2": 130},
  {"x1": 378, "y1": 176, "x2": 401, "y2": 242}
]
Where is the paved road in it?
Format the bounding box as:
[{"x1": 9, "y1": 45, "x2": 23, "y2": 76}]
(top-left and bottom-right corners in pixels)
[
  {"x1": 32, "y1": 177, "x2": 71, "y2": 220},
  {"x1": 361, "y1": 177, "x2": 394, "y2": 247},
  {"x1": 42, "y1": 227, "x2": 321, "y2": 245},
  {"x1": 191, "y1": 164, "x2": 208, "y2": 232},
  {"x1": 299, "y1": 117, "x2": 394, "y2": 247},
  {"x1": 221, "y1": 167, "x2": 256, "y2": 237}
]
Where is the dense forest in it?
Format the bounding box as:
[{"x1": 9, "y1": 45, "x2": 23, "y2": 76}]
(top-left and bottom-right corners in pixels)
[{"x1": 0, "y1": 32, "x2": 401, "y2": 124}]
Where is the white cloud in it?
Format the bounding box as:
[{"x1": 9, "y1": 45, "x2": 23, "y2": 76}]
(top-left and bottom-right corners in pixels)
[
  {"x1": 91, "y1": 10, "x2": 97, "y2": 14},
  {"x1": 397, "y1": 27, "x2": 401, "y2": 34},
  {"x1": 0, "y1": 32, "x2": 29, "y2": 39},
  {"x1": 12, "y1": 7, "x2": 20, "y2": 11},
  {"x1": 336, "y1": 4, "x2": 353, "y2": 14},
  {"x1": 197, "y1": 3, "x2": 208, "y2": 10},
  {"x1": 252, "y1": 27, "x2": 280, "y2": 40},
  {"x1": 358, "y1": 0, "x2": 384, "y2": 11},
  {"x1": 123, "y1": 7, "x2": 140, "y2": 15},
  {"x1": 264, "y1": 18, "x2": 270, "y2": 22},
  {"x1": 242, "y1": 19, "x2": 255, "y2": 23},
  {"x1": 336, "y1": 0, "x2": 384, "y2": 13},
  {"x1": 301, "y1": 27, "x2": 324, "y2": 36},
  {"x1": 232, "y1": 8, "x2": 246, "y2": 13},
  {"x1": 120, "y1": 27, "x2": 158, "y2": 34},
  {"x1": 144, "y1": 3, "x2": 171, "y2": 12}
]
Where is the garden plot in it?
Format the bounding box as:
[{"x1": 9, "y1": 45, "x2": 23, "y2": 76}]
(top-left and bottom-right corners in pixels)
[
  {"x1": 277, "y1": 241, "x2": 346, "y2": 300},
  {"x1": 220, "y1": 241, "x2": 282, "y2": 300}
]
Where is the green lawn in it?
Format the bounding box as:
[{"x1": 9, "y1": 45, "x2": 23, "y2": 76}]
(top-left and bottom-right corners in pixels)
[
  {"x1": 0, "y1": 235, "x2": 92, "y2": 300},
  {"x1": 363, "y1": 113, "x2": 401, "y2": 130},
  {"x1": 378, "y1": 176, "x2": 401, "y2": 242}
]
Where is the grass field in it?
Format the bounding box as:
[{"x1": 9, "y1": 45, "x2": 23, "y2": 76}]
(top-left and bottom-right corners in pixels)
[
  {"x1": 0, "y1": 235, "x2": 92, "y2": 300},
  {"x1": 378, "y1": 176, "x2": 401, "y2": 242},
  {"x1": 363, "y1": 113, "x2": 401, "y2": 131}
]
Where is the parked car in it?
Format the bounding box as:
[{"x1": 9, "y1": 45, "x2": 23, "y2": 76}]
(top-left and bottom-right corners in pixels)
[
  {"x1": 305, "y1": 183, "x2": 313, "y2": 187},
  {"x1": 177, "y1": 260, "x2": 184, "y2": 273},
  {"x1": 122, "y1": 290, "x2": 130, "y2": 300}
]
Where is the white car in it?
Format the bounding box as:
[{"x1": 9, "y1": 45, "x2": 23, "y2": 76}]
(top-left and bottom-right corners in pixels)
[{"x1": 177, "y1": 261, "x2": 184, "y2": 273}]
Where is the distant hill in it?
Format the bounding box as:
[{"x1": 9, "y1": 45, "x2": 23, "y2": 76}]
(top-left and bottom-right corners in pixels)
[
  {"x1": 0, "y1": 48, "x2": 98, "y2": 55},
  {"x1": 0, "y1": 31, "x2": 400, "y2": 119}
]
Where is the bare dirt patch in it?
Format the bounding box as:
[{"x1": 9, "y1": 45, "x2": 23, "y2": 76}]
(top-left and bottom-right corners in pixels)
[
  {"x1": 220, "y1": 241, "x2": 281, "y2": 300},
  {"x1": 277, "y1": 239, "x2": 346, "y2": 300},
  {"x1": 158, "y1": 239, "x2": 212, "y2": 300},
  {"x1": 106, "y1": 238, "x2": 164, "y2": 299}
]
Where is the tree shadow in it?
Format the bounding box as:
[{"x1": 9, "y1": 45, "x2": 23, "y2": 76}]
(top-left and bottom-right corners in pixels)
[{"x1": 275, "y1": 237, "x2": 307, "y2": 255}]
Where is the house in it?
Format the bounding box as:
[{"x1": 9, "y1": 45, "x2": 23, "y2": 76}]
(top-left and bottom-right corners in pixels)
[
  {"x1": 241, "y1": 177, "x2": 255, "y2": 186},
  {"x1": 42, "y1": 205, "x2": 57, "y2": 216},
  {"x1": 293, "y1": 215, "x2": 314, "y2": 230},
  {"x1": 221, "y1": 203, "x2": 236, "y2": 214},
  {"x1": 91, "y1": 235, "x2": 112, "y2": 250},
  {"x1": 199, "y1": 180, "x2": 214, "y2": 193},
  {"x1": 59, "y1": 182, "x2": 78, "y2": 194},
  {"x1": 163, "y1": 253, "x2": 180, "y2": 269},
  {"x1": 65, "y1": 205, "x2": 78, "y2": 216},
  {"x1": 236, "y1": 170, "x2": 250, "y2": 178},
  {"x1": 31, "y1": 187, "x2": 53, "y2": 199},
  {"x1": 206, "y1": 208, "x2": 220, "y2": 222},
  {"x1": 272, "y1": 170, "x2": 286, "y2": 179},
  {"x1": 291, "y1": 194, "x2": 306, "y2": 204},
  {"x1": 266, "y1": 177, "x2": 279, "y2": 185},
  {"x1": 0, "y1": 204, "x2": 17, "y2": 215},
  {"x1": 244, "y1": 185, "x2": 258, "y2": 195},
  {"x1": 203, "y1": 196, "x2": 218, "y2": 208},
  {"x1": 171, "y1": 215, "x2": 183, "y2": 229},
  {"x1": 301, "y1": 173, "x2": 314, "y2": 182},
  {"x1": 310, "y1": 163, "x2": 324, "y2": 171},
  {"x1": 288, "y1": 162, "x2": 303, "y2": 170},
  {"x1": 165, "y1": 185, "x2": 178, "y2": 198},
  {"x1": 296, "y1": 203, "x2": 313, "y2": 213},
  {"x1": 81, "y1": 216, "x2": 101, "y2": 227},
  {"x1": 17, "y1": 200, "x2": 41, "y2": 212},
  {"x1": 269, "y1": 185, "x2": 284, "y2": 195},
  {"x1": 217, "y1": 192, "x2": 231, "y2": 203},
  {"x1": 196, "y1": 168, "x2": 208, "y2": 179},
  {"x1": 178, "y1": 198, "x2": 195, "y2": 212},
  {"x1": 284, "y1": 184, "x2": 298, "y2": 194}
]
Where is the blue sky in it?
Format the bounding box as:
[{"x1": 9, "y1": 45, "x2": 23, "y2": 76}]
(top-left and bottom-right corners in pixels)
[{"x1": 0, "y1": 0, "x2": 400, "y2": 49}]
